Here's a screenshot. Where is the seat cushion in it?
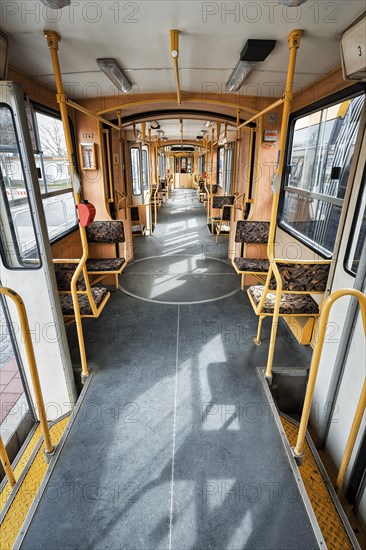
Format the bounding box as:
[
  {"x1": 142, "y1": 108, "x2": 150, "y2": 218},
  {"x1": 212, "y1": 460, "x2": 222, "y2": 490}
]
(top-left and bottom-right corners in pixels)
[
  {"x1": 86, "y1": 258, "x2": 125, "y2": 272},
  {"x1": 248, "y1": 285, "x2": 319, "y2": 315},
  {"x1": 60, "y1": 287, "x2": 108, "y2": 316},
  {"x1": 132, "y1": 225, "x2": 145, "y2": 233},
  {"x1": 234, "y1": 258, "x2": 269, "y2": 273}
]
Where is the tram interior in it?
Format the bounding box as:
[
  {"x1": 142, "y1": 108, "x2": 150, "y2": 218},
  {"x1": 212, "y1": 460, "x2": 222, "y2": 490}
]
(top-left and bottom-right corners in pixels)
[{"x1": 0, "y1": 2, "x2": 365, "y2": 549}]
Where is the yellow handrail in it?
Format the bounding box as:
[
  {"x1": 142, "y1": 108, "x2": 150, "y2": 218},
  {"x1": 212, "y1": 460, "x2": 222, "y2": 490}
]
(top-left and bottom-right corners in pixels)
[
  {"x1": 0, "y1": 436, "x2": 16, "y2": 488},
  {"x1": 293, "y1": 289, "x2": 366, "y2": 492},
  {"x1": 0, "y1": 288, "x2": 55, "y2": 458},
  {"x1": 264, "y1": 29, "x2": 303, "y2": 380},
  {"x1": 336, "y1": 379, "x2": 366, "y2": 493},
  {"x1": 45, "y1": 31, "x2": 89, "y2": 379}
]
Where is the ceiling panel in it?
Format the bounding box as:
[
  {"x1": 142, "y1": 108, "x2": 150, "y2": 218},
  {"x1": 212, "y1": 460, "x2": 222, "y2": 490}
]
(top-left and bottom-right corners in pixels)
[{"x1": 3, "y1": 1, "x2": 365, "y2": 98}]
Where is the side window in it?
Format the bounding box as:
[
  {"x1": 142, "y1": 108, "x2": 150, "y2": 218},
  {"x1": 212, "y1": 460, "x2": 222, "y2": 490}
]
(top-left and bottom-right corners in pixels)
[
  {"x1": 198, "y1": 155, "x2": 205, "y2": 175},
  {"x1": 345, "y1": 167, "x2": 366, "y2": 276},
  {"x1": 142, "y1": 149, "x2": 149, "y2": 190},
  {"x1": 0, "y1": 104, "x2": 41, "y2": 268},
  {"x1": 224, "y1": 144, "x2": 234, "y2": 194},
  {"x1": 279, "y1": 93, "x2": 365, "y2": 257},
  {"x1": 158, "y1": 154, "x2": 166, "y2": 178},
  {"x1": 131, "y1": 147, "x2": 141, "y2": 195},
  {"x1": 33, "y1": 107, "x2": 78, "y2": 242},
  {"x1": 217, "y1": 147, "x2": 224, "y2": 187}
]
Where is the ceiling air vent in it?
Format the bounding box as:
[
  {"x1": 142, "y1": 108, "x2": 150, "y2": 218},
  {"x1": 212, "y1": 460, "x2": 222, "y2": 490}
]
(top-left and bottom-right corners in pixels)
[{"x1": 171, "y1": 146, "x2": 195, "y2": 152}]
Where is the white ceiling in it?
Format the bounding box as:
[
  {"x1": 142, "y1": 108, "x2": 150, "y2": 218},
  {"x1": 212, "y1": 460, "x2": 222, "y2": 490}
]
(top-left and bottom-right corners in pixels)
[{"x1": 3, "y1": 1, "x2": 365, "y2": 100}]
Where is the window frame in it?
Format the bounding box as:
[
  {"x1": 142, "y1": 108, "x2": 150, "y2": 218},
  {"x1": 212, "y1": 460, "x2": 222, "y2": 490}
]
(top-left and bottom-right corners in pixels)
[
  {"x1": 31, "y1": 101, "x2": 79, "y2": 244},
  {"x1": 131, "y1": 146, "x2": 142, "y2": 196},
  {"x1": 224, "y1": 143, "x2": 234, "y2": 194},
  {"x1": 344, "y1": 164, "x2": 366, "y2": 277},
  {"x1": 217, "y1": 146, "x2": 225, "y2": 188},
  {"x1": 0, "y1": 103, "x2": 42, "y2": 269},
  {"x1": 277, "y1": 84, "x2": 365, "y2": 259}
]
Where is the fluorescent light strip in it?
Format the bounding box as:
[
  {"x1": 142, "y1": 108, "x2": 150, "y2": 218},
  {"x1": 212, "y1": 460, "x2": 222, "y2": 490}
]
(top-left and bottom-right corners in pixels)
[{"x1": 97, "y1": 58, "x2": 133, "y2": 93}]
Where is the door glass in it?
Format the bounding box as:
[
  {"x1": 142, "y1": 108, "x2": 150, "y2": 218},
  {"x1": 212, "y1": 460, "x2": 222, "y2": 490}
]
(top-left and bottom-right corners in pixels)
[
  {"x1": 0, "y1": 296, "x2": 31, "y2": 445},
  {"x1": 0, "y1": 104, "x2": 41, "y2": 268}
]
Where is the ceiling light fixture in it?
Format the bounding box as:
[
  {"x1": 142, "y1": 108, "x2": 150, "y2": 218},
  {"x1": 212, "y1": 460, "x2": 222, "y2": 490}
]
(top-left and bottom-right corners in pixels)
[
  {"x1": 97, "y1": 58, "x2": 133, "y2": 93},
  {"x1": 156, "y1": 129, "x2": 164, "y2": 136},
  {"x1": 150, "y1": 121, "x2": 160, "y2": 130},
  {"x1": 278, "y1": 0, "x2": 308, "y2": 6},
  {"x1": 40, "y1": 0, "x2": 71, "y2": 8},
  {"x1": 205, "y1": 121, "x2": 214, "y2": 128},
  {"x1": 226, "y1": 39, "x2": 276, "y2": 92}
]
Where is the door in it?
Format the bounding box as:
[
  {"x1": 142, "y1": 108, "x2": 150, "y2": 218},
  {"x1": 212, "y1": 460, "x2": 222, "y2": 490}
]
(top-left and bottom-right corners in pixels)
[{"x1": 0, "y1": 82, "x2": 77, "y2": 426}]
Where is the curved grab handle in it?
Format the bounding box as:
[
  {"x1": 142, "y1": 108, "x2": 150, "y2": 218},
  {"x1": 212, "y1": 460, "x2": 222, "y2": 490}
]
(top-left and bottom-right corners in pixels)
[
  {"x1": 0, "y1": 288, "x2": 54, "y2": 456},
  {"x1": 292, "y1": 289, "x2": 366, "y2": 493}
]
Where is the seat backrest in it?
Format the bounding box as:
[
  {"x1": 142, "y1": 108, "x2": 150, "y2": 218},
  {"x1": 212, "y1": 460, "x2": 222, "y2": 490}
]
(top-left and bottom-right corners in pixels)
[
  {"x1": 86, "y1": 221, "x2": 125, "y2": 243},
  {"x1": 270, "y1": 262, "x2": 331, "y2": 293},
  {"x1": 54, "y1": 264, "x2": 86, "y2": 291},
  {"x1": 130, "y1": 207, "x2": 140, "y2": 223},
  {"x1": 235, "y1": 221, "x2": 270, "y2": 243},
  {"x1": 212, "y1": 195, "x2": 235, "y2": 209}
]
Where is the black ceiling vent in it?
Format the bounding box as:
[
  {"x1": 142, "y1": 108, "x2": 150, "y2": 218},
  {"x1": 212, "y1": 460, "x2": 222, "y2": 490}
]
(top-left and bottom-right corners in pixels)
[
  {"x1": 171, "y1": 146, "x2": 195, "y2": 152},
  {"x1": 240, "y1": 39, "x2": 276, "y2": 62},
  {"x1": 196, "y1": 136, "x2": 203, "y2": 140}
]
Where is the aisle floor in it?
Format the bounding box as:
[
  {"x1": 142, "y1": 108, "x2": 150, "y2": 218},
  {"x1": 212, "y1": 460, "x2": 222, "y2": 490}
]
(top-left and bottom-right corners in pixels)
[{"x1": 21, "y1": 190, "x2": 320, "y2": 550}]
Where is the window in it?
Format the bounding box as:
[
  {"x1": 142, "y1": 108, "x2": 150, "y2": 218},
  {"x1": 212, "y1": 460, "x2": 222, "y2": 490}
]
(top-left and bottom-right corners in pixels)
[
  {"x1": 142, "y1": 150, "x2": 149, "y2": 190},
  {"x1": 198, "y1": 155, "x2": 205, "y2": 175},
  {"x1": 131, "y1": 147, "x2": 141, "y2": 195},
  {"x1": 33, "y1": 106, "x2": 78, "y2": 242},
  {"x1": 158, "y1": 154, "x2": 166, "y2": 178},
  {"x1": 345, "y1": 167, "x2": 366, "y2": 276},
  {"x1": 224, "y1": 143, "x2": 234, "y2": 194},
  {"x1": 217, "y1": 145, "x2": 234, "y2": 193},
  {"x1": 0, "y1": 104, "x2": 41, "y2": 268},
  {"x1": 279, "y1": 92, "x2": 365, "y2": 257},
  {"x1": 217, "y1": 147, "x2": 225, "y2": 187},
  {"x1": 131, "y1": 146, "x2": 150, "y2": 195}
]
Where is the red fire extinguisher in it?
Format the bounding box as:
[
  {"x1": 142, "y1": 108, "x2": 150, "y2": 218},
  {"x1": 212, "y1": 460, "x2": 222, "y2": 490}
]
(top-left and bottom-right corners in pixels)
[{"x1": 76, "y1": 201, "x2": 96, "y2": 227}]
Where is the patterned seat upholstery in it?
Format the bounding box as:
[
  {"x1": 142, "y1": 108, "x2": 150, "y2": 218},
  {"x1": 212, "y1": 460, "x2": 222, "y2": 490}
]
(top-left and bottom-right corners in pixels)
[
  {"x1": 233, "y1": 258, "x2": 269, "y2": 273},
  {"x1": 212, "y1": 196, "x2": 235, "y2": 209},
  {"x1": 86, "y1": 258, "x2": 125, "y2": 272},
  {"x1": 269, "y1": 263, "x2": 330, "y2": 292},
  {"x1": 232, "y1": 221, "x2": 270, "y2": 286},
  {"x1": 54, "y1": 264, "x2": 86, "y2": 291},
  {"x1": 86, "y1": 221, "x2": 125, "y2": 243},
  {"x1": 248, "y1": 285, "x2": 319, "y2": 315},
  {"x1": 235, "y1": 221, "x2": 270, "y2": 243},
  {"x1": 59, "y1": 288, "x2": 108, "y2": 316}
]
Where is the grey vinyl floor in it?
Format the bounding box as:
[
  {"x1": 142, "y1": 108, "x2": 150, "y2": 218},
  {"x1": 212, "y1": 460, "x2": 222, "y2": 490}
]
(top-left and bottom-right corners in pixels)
[{"x1": 20, "y1": 190, "x2": 319, "y2": 550}]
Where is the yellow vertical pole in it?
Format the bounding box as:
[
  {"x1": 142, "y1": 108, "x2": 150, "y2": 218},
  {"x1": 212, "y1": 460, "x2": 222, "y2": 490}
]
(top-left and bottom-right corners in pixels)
[
  {"x1": 103, "y1": 128, "x2": 114, "y2": 203},
  {"x1": 293, "y1": 289, "x2": 366, "y2": 463},
  {"x1": 265, "y1": 30, "x2": 303, "y2": 381},
  {"x1": 45, "y1": 31, "x2": 89, "y2": 380},
  {"x1": 210, "y1": 127, "x2": 215, "y2": 195},
  {"x1": 336, "y1": 379, "x2": 366, "y2": 494},
  {"x1": 0, "y1": 436, "x2": 16, "y2": 488},
  {"x1": 0, "y1": 288, "x2": 55, "y2": 455},
  {"x1": 245, "y1": 129, "x2": 254, "y2": 211}
]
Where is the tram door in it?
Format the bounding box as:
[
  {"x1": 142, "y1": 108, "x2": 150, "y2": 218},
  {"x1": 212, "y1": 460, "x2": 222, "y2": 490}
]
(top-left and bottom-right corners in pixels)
[
  {"x1": 0, "y1": 82, "x2": 77, "y2": 435},
  {"x1": 129, "y1": 142, "x2": 151, "y2": 234}
]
